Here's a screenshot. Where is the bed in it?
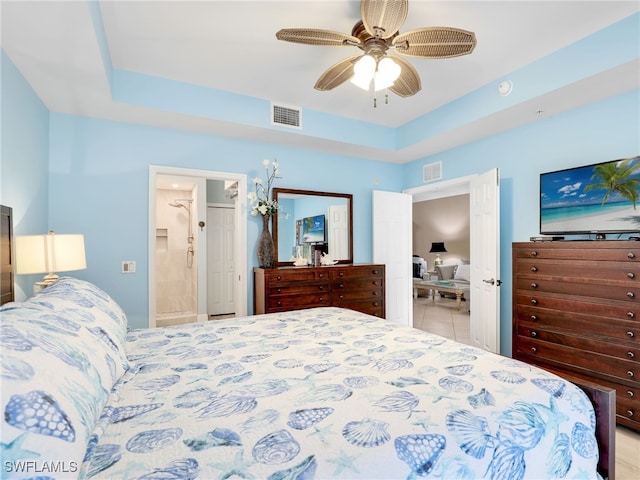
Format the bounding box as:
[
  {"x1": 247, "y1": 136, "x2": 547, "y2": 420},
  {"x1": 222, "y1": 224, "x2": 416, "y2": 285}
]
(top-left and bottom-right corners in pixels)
[{"x1": 1, "y1": 277, "x2": 613, "y2": 479}]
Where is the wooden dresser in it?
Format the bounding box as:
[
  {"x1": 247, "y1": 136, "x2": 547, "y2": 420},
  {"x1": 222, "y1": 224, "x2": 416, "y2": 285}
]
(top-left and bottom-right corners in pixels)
[
  {"x1": 254, "y1": 264, "x2": 385, "y2": 318},
  {"x1": 512, "y1": 241, "x2": 639, "y2": 431}
]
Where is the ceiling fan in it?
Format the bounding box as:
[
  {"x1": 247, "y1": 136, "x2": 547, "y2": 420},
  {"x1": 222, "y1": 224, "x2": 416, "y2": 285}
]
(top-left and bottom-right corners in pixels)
[{"x1": 275, "y1": 0, "x2": 476, "y2": 98}]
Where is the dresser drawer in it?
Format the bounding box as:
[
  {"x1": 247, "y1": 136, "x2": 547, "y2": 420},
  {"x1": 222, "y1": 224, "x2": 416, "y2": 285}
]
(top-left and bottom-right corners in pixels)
[
  {"x1": 515, "y1": 258, "x2": 640, "y2": 282},
  {"x1": 516, "y1": 324, "x2": 640, "y2": 363},
  {"x1": 335, "y1": 298, "x2": 384, "y2": 317},
  {"x1": 268, "y1": 282, "x2": 330, "y2": 296},
  {"x1": 514, "y1": 246, "x2": 640, "y2": 262},
  {"x1": 515, "y1": 336, "x2": 639, "y2": 383},
  {"x1": 515, "y1": 277, "x2": 640, "y2": 302},
  {"x1": 265, "y1": 269, "x2": 329, "y2": 285},
  {"x1": 266, "y1": 293, "x2": 331, "y2": 311},
  {"x1": 514, "y1": 301, "x2": 640, "y2": 343},
  {"x1": 334, "y1": 286, "x2": 384, "y2": 301},
  {"x1": 331, "y1": 265, "x2": 384, "y2": 280}
]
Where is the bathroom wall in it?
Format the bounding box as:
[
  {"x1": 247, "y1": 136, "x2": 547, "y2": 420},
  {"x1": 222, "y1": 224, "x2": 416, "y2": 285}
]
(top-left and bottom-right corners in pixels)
[{"x1": 156, "y1": 188, "x2": 197, "y2": 320}]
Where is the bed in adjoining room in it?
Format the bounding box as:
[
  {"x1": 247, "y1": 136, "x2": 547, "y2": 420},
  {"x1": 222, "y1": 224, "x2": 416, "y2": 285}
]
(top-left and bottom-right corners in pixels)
[{"x1": 1, "y1": 274, "x2": 614, "y2": 480}]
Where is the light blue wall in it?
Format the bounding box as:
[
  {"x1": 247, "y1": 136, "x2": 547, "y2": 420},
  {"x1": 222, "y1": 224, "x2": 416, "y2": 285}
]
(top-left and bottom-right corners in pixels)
[
  {"x1": 0, "y1": 51, "x2": 50, "y2": 299},
  {"x1": 403, "y1": 89, "x2": 640, "y2": 355},
  {"x1": 47, "y1": 113, "x2": 403, "y2": 328}
]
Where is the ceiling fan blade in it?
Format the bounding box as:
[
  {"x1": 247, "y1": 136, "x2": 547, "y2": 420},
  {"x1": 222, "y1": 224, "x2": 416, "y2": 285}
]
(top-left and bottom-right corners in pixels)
[
  {"x1": 276, "y1": 28, "x2": 360, "y2": 47},
  {"x1": 314, "y1": 55, "x2": 361, "y2": 91},
  {"x1": 388, "y1": 56, "x2": 420, "y2": 97},
  {"x1": 361, "y1": 0, "x2": 408, "y2": 39},
  {"x1": 393, "y1": 27, "x2": 477, "y2": 58}
]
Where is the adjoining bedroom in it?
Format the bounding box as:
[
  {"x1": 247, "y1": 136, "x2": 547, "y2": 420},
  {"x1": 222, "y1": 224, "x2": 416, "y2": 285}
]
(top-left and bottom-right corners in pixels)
[{"x1": 1, "y1": 1, "x2": 639, "y2": 479}]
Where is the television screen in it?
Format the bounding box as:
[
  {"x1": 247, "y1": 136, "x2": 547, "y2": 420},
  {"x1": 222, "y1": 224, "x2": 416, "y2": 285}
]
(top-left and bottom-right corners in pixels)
[
  {"x1": 301, "y1": 214, "x2": 325, "y2": 243},
  {"x1": 540, "y1": 156, "x2": 640, "y2": 235}
]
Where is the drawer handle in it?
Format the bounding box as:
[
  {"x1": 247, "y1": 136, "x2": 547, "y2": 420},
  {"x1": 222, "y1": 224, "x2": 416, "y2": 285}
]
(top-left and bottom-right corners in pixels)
[
  {"x1": 373, "y1": 270, "x2": 379, "y2": 274},
  {"x1": 318, "y1": 286, "x2": 324, "y2": 290},
  {"x1": 531, "y1": 347, "x2": 537, "y2": 353},
  {"x1": 319, "y1": 273, "x2": 324, "y2": 278},
  {"x1": 628, "y1": 292, "x2": 635, "y2": 298},
  {"x1": 531, "y1": 251, "x2": 537, "y2": 257},
  {"x1": 530, "y1": 283, "x2": 538, "y2": 288},
  {"x1": 531, "y1": 331, "x2": 537, "y2": 337},
  {"x1": 339, "y1": 295, "x2": 344, "y2": 299},
  {"x1": 276, "y1": 301, "x2": 282, "y2": 306},
  {"x1": 530, "y1": 315, "x2": 537, "y2": 321},
  {"x1": 531, "y1": 299, "x2": 538, "y2": 305},
  {"x1": 338, "y1": 283, "x2": 344, "y2": 289},
  {"x1": 628, "y1": 351, "x2": 635, "y2": 359},
  {"x1": 319, "y1": 297, "x2": 324, "y2": 301},
  {"x1": 628, "y1": 390, "x2": 634, "y2": 398},
  {"x1": 629, "y1": 252, "x2": 636, "y2": 259},
  {"x1": 627, "y1": 410, "x2": 634, "y2": 417},
  {"x1": 276, "y1": 276, "x2": 282, "y2": 281},
  {"x1": 276, "y1": 288, "x2": 282, "y2": 294},
  {"x1": 373, "y1": 281, "x2": 379, "y2": 285},
  {"x1": 339, "y1": 272, "x2": 344, "y2": 277},
  {"x1": 373, "y1": 291, "x2": 378, "y2": 296},
  {"x1": 373, "y1": 302, "x2": 379, "y2": 306},
  {"x1": 627, "y1": 370, "x2": 635, "y2": 378},
  {"x1": 629, "y1": 272, "x2": 636, "y2": 279},
  {"x1": 628, "y1": 312, "x2": 636, "y2": 318},
  {"x1": 628, "y1": 331, "x2": 635, "y2": 338},
  {"x1": 530, "y1": 266, "x2": 538, "y2": 272}
]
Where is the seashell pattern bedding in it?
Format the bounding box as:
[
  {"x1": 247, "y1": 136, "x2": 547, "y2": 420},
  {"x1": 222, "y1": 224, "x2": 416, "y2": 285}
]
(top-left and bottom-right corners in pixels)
[
  {"x1": 85, "y1": 308, "x2": 600, "y2": 479},
  {"x1": 1, "y1": 278, "x2": 600, "y2": 479}
]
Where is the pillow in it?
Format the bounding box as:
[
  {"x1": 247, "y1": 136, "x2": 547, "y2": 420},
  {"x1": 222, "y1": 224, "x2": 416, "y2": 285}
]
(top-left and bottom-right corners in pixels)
[
  {"x1": 1, "y1": 277, "x2": 130, "y2": 473},
  {"x1": 454, "y1": 263, "x2": 471, "y2": 282}
]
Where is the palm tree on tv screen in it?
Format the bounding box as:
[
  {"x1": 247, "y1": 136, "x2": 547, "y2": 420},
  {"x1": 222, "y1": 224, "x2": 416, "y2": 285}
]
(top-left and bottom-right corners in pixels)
[{"x1": 584, "y1": 158, "x2": 640, "y2": 209}]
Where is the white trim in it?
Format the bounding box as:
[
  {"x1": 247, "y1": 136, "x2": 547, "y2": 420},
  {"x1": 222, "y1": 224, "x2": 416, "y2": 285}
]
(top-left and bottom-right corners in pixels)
[
  {"x1": 149, "y1": 165, "x2": 248, "y2": 329},
  {"x1": 404, "y1": 174, "x2": 477, "y2": 202}
]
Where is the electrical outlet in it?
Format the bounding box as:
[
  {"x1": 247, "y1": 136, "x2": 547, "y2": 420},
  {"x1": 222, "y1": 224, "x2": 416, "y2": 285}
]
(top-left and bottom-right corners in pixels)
[{"x1": 122, "y1": 261, "x2": 136, "y2": 273}]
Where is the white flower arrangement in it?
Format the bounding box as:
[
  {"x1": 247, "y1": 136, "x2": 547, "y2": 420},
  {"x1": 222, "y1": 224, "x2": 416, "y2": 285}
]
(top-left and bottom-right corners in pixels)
[{"x1": 248, "y1": 159, "x2": 281, "y2": 217}]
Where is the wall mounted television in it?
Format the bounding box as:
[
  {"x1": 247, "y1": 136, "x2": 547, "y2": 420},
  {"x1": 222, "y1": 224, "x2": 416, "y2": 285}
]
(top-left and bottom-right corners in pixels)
[
  {"x1": 301, "y1": 214, "x2": 325, "y2": 243},
  {"x1": 540, "y1": 155, "x2": 640, "y2": 236}
]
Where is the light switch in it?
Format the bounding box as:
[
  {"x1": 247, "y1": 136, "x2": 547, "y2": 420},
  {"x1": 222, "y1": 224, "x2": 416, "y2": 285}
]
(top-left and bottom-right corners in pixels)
[{"x1": 122, "y1": 261, "x2": 136, "y2": 273}]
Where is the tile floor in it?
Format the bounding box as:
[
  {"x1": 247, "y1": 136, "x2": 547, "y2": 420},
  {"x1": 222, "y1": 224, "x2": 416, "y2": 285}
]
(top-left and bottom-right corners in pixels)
[{"x1": 413, "y1": 294, "x2": 640, "y2": 479}]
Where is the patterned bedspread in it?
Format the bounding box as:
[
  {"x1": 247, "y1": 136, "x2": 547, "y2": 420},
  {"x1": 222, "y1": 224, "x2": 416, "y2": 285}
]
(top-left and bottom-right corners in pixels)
[{"x1": 80, "y1": 307, "x2": 599, "y2": 479}]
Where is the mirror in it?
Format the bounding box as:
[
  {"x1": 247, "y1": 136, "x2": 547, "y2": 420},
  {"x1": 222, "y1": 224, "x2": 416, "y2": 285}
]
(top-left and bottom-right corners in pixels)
[{"x1": 272, "y1": 188, "x2": 353, "y2": 266}]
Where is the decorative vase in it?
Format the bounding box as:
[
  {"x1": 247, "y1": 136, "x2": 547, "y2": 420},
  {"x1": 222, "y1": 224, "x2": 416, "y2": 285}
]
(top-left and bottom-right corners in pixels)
[{"x1": 257, "y1": 215, "x2": 275, "y2": 268}]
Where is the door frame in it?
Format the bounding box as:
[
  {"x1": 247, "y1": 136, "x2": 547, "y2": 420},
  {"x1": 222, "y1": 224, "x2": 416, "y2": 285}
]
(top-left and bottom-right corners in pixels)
[{"x1": 148, "y1": 165, "x2": 248, "y2": 328}]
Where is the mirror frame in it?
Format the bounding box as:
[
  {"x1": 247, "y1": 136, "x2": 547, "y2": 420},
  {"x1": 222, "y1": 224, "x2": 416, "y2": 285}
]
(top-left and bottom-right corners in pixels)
[{"x1": 272, "y1": 188, "x2": 353, "y2": 266}]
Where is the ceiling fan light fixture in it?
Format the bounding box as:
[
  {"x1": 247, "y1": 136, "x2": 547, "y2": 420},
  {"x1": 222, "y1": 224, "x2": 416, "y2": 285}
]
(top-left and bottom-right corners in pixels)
[
  {"x1": 351, "y1": 54, "x2": 376, "y2": 90},
  {"x1": 374, "y1": 56, "x2": 401, "y2": 91}
]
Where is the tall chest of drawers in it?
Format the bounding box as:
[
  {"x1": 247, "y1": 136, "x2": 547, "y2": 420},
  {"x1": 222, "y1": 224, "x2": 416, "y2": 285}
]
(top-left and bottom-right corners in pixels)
[
  {"x1": 512, "y1": 241, "x2": 640, "y2": 431},
  {"x1": 254, "y1": 264, "x2": 385, "y2": 318}
]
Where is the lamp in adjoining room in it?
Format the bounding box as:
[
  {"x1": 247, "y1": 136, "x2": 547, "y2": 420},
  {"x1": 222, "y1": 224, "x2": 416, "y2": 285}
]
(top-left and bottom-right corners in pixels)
[
  {"x1": 16, "y1": 231, "x2": 86, "y2": 293},
  {"x1": 429, "y1": 242, "x2": 447, "y2": 266}
]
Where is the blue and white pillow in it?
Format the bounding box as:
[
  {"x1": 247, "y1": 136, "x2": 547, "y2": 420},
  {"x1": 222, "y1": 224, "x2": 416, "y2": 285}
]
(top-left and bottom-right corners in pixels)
[{"x1": 1, "y1": 277, "x2": 130, "y2": 478}]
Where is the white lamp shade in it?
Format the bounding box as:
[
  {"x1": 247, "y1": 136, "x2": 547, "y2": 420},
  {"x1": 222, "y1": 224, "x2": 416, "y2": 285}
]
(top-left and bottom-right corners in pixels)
[
  {"x1": 374, "y1": 57, "x2": 401, "y2": 91},
  {"x1": 16, "y1": 233, "x2": 86, "y2": 275},
  {"x1": 350, "y1": 55, "x2": 376, "y2": 90}
]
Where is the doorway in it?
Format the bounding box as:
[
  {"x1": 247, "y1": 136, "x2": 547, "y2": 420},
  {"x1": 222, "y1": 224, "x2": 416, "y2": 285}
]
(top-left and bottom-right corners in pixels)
[
  {"x1": 148, "y1": 166, "x2": 247, "y2": 329},
  {"x1": 404, "y1": 171, "x2": 501, "y2": 354}
]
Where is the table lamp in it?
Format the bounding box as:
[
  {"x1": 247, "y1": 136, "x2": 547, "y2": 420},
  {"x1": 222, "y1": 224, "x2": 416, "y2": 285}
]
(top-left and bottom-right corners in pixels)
[
  {"x1": 16, "y1": 231, "x2": 86, "y2": 293},
  {"x1": 429, "y1": 242, "x2": 447, "y2": 266}
]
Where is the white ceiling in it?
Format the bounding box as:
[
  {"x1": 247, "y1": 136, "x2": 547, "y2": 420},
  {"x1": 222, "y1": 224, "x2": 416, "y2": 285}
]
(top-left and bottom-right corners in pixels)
[{"x1": 1, "y1": 0, "x2": 638, "y2": 163}]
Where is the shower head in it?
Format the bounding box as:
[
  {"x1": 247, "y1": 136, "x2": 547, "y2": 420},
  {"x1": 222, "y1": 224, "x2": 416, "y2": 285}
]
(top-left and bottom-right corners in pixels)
[
  {"x1": 168, "y1": 202, "x2": 188, "y2": 210},
  {"x1": 169, "y1": 199, "x2": 192, "y2": 211}
]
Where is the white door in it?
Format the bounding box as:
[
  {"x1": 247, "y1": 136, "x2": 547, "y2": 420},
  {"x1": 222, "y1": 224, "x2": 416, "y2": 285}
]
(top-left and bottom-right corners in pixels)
[
  {"x1": 372, "y1": 190, "x2": 412, "y2": 326},
  {"x1": 207, "y1": 206, "x2": 235, "y2": 315},
  {"x1": 327, "y1": 204, "x2": 349, "y2": 259},
  {"x1": 469, "y1": 168, "x2": 501, "y2": 353}
]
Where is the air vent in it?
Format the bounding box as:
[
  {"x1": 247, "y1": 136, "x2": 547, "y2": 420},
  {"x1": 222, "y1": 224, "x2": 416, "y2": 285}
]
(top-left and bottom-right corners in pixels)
[
  {"x1": 423, "y1": 161, "x2": 442, "y2": 183},
  {"x1": 271, "y1": 103, "x2": 302, "y2": 129}
]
